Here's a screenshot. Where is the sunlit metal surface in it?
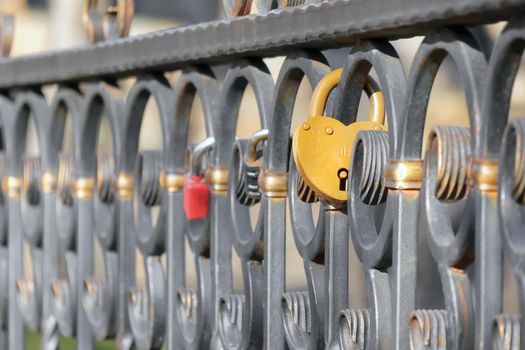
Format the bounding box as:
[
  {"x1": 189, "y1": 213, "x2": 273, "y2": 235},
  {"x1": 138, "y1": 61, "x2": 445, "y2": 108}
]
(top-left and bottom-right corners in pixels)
[{"x1": 0, "y1": 1, "x2": 522, "y2": 349}]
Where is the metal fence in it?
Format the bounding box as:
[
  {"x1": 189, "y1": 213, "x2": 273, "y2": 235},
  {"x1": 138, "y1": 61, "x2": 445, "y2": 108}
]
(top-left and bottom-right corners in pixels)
[{"x1": 0, "y1": 0, "x2": 524, "y2": 349}]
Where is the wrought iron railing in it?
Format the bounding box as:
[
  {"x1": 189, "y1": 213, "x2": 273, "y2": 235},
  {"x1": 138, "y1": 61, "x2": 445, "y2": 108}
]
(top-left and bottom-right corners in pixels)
[{"x1": 0, "y1": 0, "x2": 525, "y2": 349}]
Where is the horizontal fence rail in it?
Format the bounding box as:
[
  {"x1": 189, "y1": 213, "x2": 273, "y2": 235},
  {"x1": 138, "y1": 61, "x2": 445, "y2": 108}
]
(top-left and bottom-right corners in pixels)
[
  {"x1": 0, "y1": 1, "x2": 524, "y2": 349},
  {"x1": 0, "y1": 0, "x2": 524, "y2": 88}
]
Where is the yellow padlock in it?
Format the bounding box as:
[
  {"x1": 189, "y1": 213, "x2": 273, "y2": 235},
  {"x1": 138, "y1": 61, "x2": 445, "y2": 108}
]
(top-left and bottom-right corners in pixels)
[{"x1": 292, "y1": 68, "x2": 386, "y2": 205}]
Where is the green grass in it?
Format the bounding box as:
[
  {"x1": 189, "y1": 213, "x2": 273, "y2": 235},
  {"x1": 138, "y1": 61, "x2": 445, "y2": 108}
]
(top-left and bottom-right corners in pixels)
[{"x1": 27, "y1": 331, "x2": 115, "y2": 349}]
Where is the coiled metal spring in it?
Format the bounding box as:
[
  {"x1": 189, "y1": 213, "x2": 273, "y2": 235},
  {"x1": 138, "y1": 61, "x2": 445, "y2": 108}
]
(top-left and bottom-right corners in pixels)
[
  {"x1": 136, "y1": 151, "x2": 163, "y2": 207},
  {"x1": 56, "y1": 152, "x2": 77, "y2": 250},
  {"x1": 409, "y1": 309, "x2": 447, "y2": 350},
  {"x1": 426, "y1": 126, "x2": 471, "y2": 202},
  {"x1": 492, "y1": 314, "x2": 520, "y2": 350},
  {"x1": 97, "y1": 153, "x2": 115, "y2": 204},
  {"x1": 282, "y1": 291, "x2": 311, "y2": 334},
  {"x1": 281, "y1": 290, "x2": 312, "y2": 348},
  {"x1": 219, "y1": 293, "x2": 245, "y2": 343},
  {"x1": 23, "y1": 156, "x2": 41, "y2": 207},
  {"x1": 354, "y1": 130, "x2": 389, "y2": 206},
  {"x1": 177, "y1": 288, "x2": 198, "y2": 324},
  {"x1": 339, "y1": 308, "x2": 369, "y2": 350},
  {"x1": 57, "y1": 153, "x2": 74, "y2": 207},
  {"x1": 21, "y1": 156, "x2": 43, "y2": 244},
  {"x1": 507, "y1": 119, "x2": 525, "y2": 204}
]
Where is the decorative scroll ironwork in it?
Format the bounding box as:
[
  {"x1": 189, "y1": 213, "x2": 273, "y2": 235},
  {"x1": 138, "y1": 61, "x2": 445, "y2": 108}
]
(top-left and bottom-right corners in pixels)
[{"x1": 0, "y1": 1, "x2": 524, "y2": 350}]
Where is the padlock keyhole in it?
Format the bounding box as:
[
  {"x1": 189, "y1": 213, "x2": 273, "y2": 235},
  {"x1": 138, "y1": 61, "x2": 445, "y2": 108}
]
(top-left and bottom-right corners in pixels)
[{"x1": 338, "y1": 168, "x2": 348, "y2": 191}]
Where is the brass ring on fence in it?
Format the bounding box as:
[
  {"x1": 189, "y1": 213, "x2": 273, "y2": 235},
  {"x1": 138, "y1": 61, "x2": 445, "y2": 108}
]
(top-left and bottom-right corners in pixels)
[
  {"x1": 468, "y1": 157, "x2": 499, "y2": 193},
  {"x1": 384, "y1": 159, "x2": 423, "y2": 190},
  {"x1": 40, "y1": 172, "x2": 56, "y2": 194},
  {"x1": 2, "y1": 175, "x2": 21, "y2": 200},
  {"x1": 258, "y1": 170, "x2": 288, "y2": 198},
  {"x1": 116, "y1": 172, "x2": 134, "y2": 201},
  {"x1": 159, "y1": 171, "x2": 184, "y2": 193},
  {"x1": 205, "y1": 166, "x2": 229, "y2": 193},
  {"x1": 82, "y1": 0, "x2": 134, "y2": 43},
  {"x1": 75, "y1": 177, "x2": 95, "y2": 200}
]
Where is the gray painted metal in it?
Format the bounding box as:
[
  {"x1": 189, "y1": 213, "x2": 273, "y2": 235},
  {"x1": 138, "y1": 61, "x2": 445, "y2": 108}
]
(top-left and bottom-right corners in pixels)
[
  {"x1": 0, "y1": 0, "x2": 522, "y2": 88},
  {"x1": 0, "y1": 2, "x2": 524, "y2": 350}
]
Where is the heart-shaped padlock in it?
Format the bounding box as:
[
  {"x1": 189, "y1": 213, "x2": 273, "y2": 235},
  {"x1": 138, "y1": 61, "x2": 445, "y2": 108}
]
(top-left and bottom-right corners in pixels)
[{"x1": 292, "y1": 68, "x2": 386, "y2": 205}]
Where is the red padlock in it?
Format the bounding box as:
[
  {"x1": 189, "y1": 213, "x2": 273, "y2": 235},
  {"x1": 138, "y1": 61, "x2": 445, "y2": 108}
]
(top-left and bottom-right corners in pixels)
[
  {"x1": 183, "y1": 174, "x2": 210, "y2": 220},
  {"x1": 184, "y1": 137, "x2": 215, "y2": 220}
]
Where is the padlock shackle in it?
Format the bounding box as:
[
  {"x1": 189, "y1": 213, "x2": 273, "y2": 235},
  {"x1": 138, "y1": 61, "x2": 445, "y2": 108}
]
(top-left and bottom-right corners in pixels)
[
  {"x1": 308, "y1": 68, "x2": 385, "y2": 125},
  {"x1": 246, "y1": 128, "x2": 269, "y2": 162},
  {"x1": 308, "y1": 68, "x2": 342, "y2": 118},
  {"x1": 364, "y1": 77, "x2": 385, "y2": 125},
  {"x1": 189, "y1": 137, "x2": 215, "y2": 175}
]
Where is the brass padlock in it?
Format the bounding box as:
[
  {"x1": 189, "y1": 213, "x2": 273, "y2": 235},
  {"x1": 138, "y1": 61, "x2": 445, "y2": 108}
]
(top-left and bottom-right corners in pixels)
[{"x1": 292, "y1": 68, "x2": 386, "y2": 205}]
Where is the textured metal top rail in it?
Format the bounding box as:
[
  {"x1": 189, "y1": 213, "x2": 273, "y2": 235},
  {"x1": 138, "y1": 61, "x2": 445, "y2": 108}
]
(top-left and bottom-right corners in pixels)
[{"x1": 0, "y1": 0, "x2": 524, "y2": 88}]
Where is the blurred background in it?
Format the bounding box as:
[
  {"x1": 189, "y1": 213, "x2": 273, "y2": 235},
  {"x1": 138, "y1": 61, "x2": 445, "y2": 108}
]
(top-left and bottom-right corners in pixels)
[{"x1": 1, "y1": 0, "x2": 525, "y2": 348}]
